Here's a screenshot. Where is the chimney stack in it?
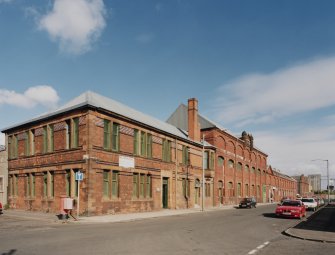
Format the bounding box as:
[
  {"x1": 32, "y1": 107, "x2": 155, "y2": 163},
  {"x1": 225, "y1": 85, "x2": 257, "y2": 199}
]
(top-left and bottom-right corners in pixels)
[{"x1": 188, "y1": 98, "x2": 201, "y2": 142}]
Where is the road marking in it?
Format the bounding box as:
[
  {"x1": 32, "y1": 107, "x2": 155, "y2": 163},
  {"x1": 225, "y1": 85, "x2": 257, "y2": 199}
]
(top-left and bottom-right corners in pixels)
[{"x1": 248, "y1": 241, "x2": 270, "y2": 255}]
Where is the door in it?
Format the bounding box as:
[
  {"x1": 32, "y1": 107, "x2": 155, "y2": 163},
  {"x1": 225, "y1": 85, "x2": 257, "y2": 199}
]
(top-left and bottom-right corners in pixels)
[{"x1": 162, "y1": 177, "x2": 169, "y2": 209}]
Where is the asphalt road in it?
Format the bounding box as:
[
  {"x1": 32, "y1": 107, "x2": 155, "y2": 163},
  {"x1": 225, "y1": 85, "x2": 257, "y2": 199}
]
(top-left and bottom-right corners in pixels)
[{"x1": 0, "y1": 204, "x2": 334, "y2": 255}]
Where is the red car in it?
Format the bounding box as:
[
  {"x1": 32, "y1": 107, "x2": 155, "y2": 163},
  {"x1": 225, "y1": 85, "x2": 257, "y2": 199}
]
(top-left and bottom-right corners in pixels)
[
  {"x1": 0, "y1": 202, "x2": 3, "y2": 215},
  {"x1": 275, "y1": 200, "x2": 306, "y2": 219}
]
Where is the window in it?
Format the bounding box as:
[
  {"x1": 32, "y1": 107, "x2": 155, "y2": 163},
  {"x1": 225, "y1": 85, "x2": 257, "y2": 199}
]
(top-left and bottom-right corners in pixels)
[
  {"x1": 103, "y1": 170, "x2": 110, "y2": 198},
  {"x1": 65, "y1": 120, "x2": 70, "y2": 149},
  {"x1": 140, "y1": 132, "x2": 147, "y2": 157},
  {"x1": 218, "y1": 156, "x2": 224, "y2": 167},
  {"x1": 237, "y1": 183, "x2": 241, "y2": 197},
  {"x1": 132, "y1": 173, "x2": 139, "y2": 198},
  {"x1": 209, "y1": 151, "x2": 215, "y2": 170},
  {"x1": 9, "y1": 175, "x2": 18, "y2": 197},
  {"x1": 237, "y1": 162, "x2": 242, "y2": 171},
  {"x1": 66, "y1": 169, "x2": 79, "y2": 197},
  {"x1": 203, "y1": 151, "x2": 209, "y2": 169},
  {"x1": 146, "y1": 175, "x2": 152, "y2": 198},
  {"x1": 25, "y1": 173, "x2": 35, "y2": 198},
  {"x1": 182, "y1": 178, "x2": 190, "y2": 198},
  {"x1": 9, "y1": 135, "x2": 18, "y2": 159},
  {"x1": 133, "y1": 129, "x2": 151, "y2": 157},
  {"x1": 182, "y1": 145, "x2": 189, "y2": 165},
  {"x1": 251, "y1": 167, "x2": 255, "y2": 173},
  {"x1": 140, "y1": 174, "x2": 145, "y2": 198},
  {"x1": 25, "y1": 131, "x2": 30, "y2": 156},
  {"x1": 103, "y1": 119, "x2": 111, "y2": 150},
  {"x1": 162, "y1": 139, "x2": 171, "y2": 162},
  {"x1": 43, "y1": 125, "x2": 54, "y2": 153},
  {"x1": 112, "y1": 123, "x2": 120, "y2": 151},
  {"x1": 257, "y1": 169, "x2": 261, "y2": 175},
  {"x1": 103, "y1": 170, "x2": 119, "y2": 199},
  {"x1": 228, "y1": 159, "x2": 234, "y2": 168},
  {"x1": 43, "y1": 171, "x2": 54, "y2": 198},
  {"x1": 245, "y1": 165, "x2": 249, "y2": 172},
  {"x1": 245, "y1": 184, "x2": 249, "y2": 197},
  {"x1": 112, "y1": 171, "x2": 119, "y2": 198},
  {"x1": 72, "y1": 118, "x2": 79, "y2": 148}
]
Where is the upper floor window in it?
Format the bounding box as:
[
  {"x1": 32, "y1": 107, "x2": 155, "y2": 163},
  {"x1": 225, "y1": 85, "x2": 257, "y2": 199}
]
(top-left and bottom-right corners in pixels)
[
  {"x1": 182, "y1": 145, "x2": 189, "y2": 165},
  {"x1": 245, "y1": 165, "x2": 249, "y2": 172},
  {"x1": 43, "y1": 124, "x2": 54, "y2": 153},
  {"x1": 162, "y1": 139, "x2": 171, "y2": 162},
  {"x1": 237, "y1": 162, "x2": 242, "y2": 171},
  {"x1": 66, "y1": 118, "x2": 79, "y2": 149},
  {"x1": 134, "y1": 129, "x2": 152, "y2": 158},
  {"x1": 103, "y1": 120, "x2": 120, "y2": 151},
  {"x1": 8, "y1": 135, "x2": 18, "y2": 159},
  {"x1": 218, "y1": 156, "x2": 224, "y2": 167},
  {"x1": 228, "y1": 159, "x2": 234, "y2": 168},
  {"x1": 25, "y1": 130, "x2": 35, "y2": 156}
]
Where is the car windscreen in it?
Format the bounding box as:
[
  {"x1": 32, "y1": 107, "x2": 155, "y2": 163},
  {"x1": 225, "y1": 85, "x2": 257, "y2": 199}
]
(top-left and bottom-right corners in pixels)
[
  {"x1": 282, "y1": 201, "x2": 300, "y2": 206},
  {"x1": 302, "y1": 199, "x2": 314, "y2": 203}
]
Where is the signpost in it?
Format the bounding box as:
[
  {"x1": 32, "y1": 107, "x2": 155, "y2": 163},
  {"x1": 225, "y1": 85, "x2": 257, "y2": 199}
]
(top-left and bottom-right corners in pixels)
[{"x1": 75, "y1": 171, "x2": 83, "y2": 219}]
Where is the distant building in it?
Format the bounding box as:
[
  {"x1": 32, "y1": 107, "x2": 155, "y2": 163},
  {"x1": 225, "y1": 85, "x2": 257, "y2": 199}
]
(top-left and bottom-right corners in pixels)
[
  {"x1": 0, "y1": 145, "x2": 8, "y2": 206},
  {"x1": 292, "y1": 175, "x2": 310, "y2": 197},
  {"x1": 308, "y1": 174, "x2": 321, "y2": 192}
]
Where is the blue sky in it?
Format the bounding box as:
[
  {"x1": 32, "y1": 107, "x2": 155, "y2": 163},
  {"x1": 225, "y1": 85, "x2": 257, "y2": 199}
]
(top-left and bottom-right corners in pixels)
[{"x1": 1, "y1": 0, "x2": 335, "y2": 185}]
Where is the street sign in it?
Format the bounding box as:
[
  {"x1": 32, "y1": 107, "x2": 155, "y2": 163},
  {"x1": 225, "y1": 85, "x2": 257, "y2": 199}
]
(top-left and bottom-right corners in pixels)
[{"x1": 75, "y1": 171, "x2": 83, "y2": 181}]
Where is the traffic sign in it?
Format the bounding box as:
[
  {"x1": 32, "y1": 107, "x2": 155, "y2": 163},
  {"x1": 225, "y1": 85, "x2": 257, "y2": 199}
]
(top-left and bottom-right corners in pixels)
[{"x1": 75, "y1": 171, "x2": 83, "y2": 181}]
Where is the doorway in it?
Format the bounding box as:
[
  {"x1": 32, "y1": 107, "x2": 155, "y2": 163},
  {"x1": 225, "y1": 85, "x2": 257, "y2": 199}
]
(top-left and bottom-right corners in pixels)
[{"x1": 162, "y1": 177, "x2": 169, "y2": 209}]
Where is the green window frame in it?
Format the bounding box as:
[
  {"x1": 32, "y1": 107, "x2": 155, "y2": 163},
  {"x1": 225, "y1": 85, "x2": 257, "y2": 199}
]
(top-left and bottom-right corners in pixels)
[
  {"x1": 182, "y1": 146, "x2": 189, "y2": 165},
  {"x1": 140, "y1": 174, "x2": 145, "y2": 198},
  {"x1": 25, "y1": 175, "x2": 30, "y2": 197},
  {"x1": 204, "y1": 151, "x2": 209, "y2": 169},
  {"x1": 162, "y1": 139, "x2": 171, "y2": 162},
  {"x1": 112, "y1": 171, "x2": 119, "y2": 198},
  {"x1": 209, "y1": 151, "x2": 215, "y2": 170},
  {"x1": 133, "y1": 129, "x2": 139, "y2": 155},
  {"x1": 146, "y1": 175, "x2": 152, "y2": 198},
  {"x1": 50, "y1": 171, "x2": 54, "y2": 197},
  {"x1": 140, "y1": 132, "x2": 146, "y2": 157},
  {"x1": 43, "y1": 126, "x2": 48, "y2": 153},
  {"x1": 112, "y1": 123, "x2": 120, "y2": 151},
  {"x1": 147, "y1": 134, "x2": 152, "y2": 158},
  {"x1": 103, "y1": 170, "x2": 110, "y2": 198},
  {"x1": 65, "y1": 170, "x2": 71, "y2": 197},
  {"x1": 72, "y1": 117, "x2": 79, "y2": 148},
  {"x1": 103, "y1": 119, "x2": 111, "y2": 150},
  {"x1": 182, "y1": 178, "x2": 190, "y2": 198},
  {"x1": 132, "y1": 173, "x2": 139, "y2": 198},
  {"x1": 237, "y1": 162, "x2": 242, "y2": 171},
  {"x1": 8, "y1": 136, "x2": 12, "y2": 159},
  {"x1": 25, "y1": 131, "x2": 30, "y2": 156},
  {"x1": 49, "y1": 125, "x2": 54, "y2": 152},
  {"x1": 43, "y1": 172, "x2": 47, "y2": 197}
]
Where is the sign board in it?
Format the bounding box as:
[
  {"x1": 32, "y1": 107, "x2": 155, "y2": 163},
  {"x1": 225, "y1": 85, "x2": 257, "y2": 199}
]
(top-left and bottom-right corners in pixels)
[
  {"x1": 119, "y1": 156, "x2": 135, "y2": 168},
  {"x1": 75, "y1": 171, "x2": 84, "y2": 181}
]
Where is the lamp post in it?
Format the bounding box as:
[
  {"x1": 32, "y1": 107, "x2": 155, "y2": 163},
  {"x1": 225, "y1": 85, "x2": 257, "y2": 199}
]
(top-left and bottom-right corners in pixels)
[
  {"x1": 311, "y1": 159, "x2": 330, "y2": 204},
  {"x1": 202, "y1": 134, "x2": 205, "y2": 212}
]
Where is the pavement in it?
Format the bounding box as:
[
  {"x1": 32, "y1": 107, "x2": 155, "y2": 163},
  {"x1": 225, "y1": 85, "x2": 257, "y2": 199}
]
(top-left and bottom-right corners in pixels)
[
  {"x1": 285, "y1": 204, "x2": 335, "y2": 243},
  {"x1": 2, "y1": 203, "x2": 335, "y2": 243}
]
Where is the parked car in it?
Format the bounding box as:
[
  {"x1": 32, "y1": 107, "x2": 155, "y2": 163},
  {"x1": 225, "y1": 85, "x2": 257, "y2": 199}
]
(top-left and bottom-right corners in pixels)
[
  {"x1": 239, "y1": 197, "x2": 257, "y2": 208},
  {"x1": 301, "y1": 197, "x2": 318, "y2": 211},
  {"x1": 0, "y1": 202, "x2": 3, "y2": 215},
  {"x1": 275, "y1": 200, "x2": 306, "y2": 219}
]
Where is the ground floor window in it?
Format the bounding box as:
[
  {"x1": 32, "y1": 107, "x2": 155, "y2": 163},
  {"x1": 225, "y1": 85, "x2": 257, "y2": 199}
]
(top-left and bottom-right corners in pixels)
[
  {"x1": 133, "y1": 172, "x2": 152, "y2": 199},
  {"x1": 43, "y1": 171, "x2": 54, "y2": 198},
  {"x1": 103, "y1": 170, "x2": 119, "y2": 199},
  {"x1": 65, "y1": 169, "x2": 80, "y2": 198}
]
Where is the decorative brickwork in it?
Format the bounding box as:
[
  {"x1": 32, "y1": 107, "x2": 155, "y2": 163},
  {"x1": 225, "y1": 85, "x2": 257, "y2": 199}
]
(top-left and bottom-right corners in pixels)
[{"x1": 120, "y1": 125, "x2": 134, "y2": 136}]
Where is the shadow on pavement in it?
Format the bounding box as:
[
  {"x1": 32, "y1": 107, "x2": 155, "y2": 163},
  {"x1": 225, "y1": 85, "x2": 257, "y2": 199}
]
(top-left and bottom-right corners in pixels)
[
  {"x1": 293, "y1": 205, "x2": 335, "y2": 233},
  {"x1": 1, "y1": 249, "x2": 17, "y2": 255}
]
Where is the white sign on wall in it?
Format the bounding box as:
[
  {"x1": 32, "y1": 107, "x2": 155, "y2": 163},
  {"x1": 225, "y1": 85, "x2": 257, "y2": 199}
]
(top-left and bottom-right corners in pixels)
[{"x1": 119, "y1": 156, "x2": 135, "y2": 168}]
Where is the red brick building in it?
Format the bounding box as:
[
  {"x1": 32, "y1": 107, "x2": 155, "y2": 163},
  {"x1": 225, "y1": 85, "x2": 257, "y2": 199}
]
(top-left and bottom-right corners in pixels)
[
  {"x1": 3, "y1": 92, "x2": 215, "y2": 215},
  {"x1": 3, "y1": 93, "x2": 297, "y2": 215},
  {"x1": 167, "y1": 100, "x2": 297, "y2": 205},
  {"x1": 292, "y1": 175, "x2": 311, "y2": 197}
]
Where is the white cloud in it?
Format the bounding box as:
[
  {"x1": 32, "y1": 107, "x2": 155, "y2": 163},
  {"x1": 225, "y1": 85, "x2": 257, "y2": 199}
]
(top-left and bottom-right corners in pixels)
[
  {"x1": 38, "y1": 0, "x2": 106, "y2": 55},
  {"x1": 215, "y1": 57, "x2": 335, "y2": 125},
  {"x1": 0, "y1": 85, "x2": 59, "y2": 109}
]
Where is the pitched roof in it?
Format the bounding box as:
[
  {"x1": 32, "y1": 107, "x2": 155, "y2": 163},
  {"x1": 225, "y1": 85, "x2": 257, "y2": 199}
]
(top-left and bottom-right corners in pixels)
[{"x1": 1, "y1": 91, "x2": 191, "y2": 141}]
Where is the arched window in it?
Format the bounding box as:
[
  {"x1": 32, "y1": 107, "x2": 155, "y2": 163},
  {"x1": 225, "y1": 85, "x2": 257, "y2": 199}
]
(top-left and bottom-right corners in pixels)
[
  {"x1": 218, "y1": 156, "x2": 224, "y2": 167},
  {"x1": 228, "y1": 159, "x2": 234, "y2": 168},
  {"x1": 245, "y1": 165, "x2": 249, "y2": 172},
  {"x1": 237, "y1": 162, "x2": 242, "y2": 171}
]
